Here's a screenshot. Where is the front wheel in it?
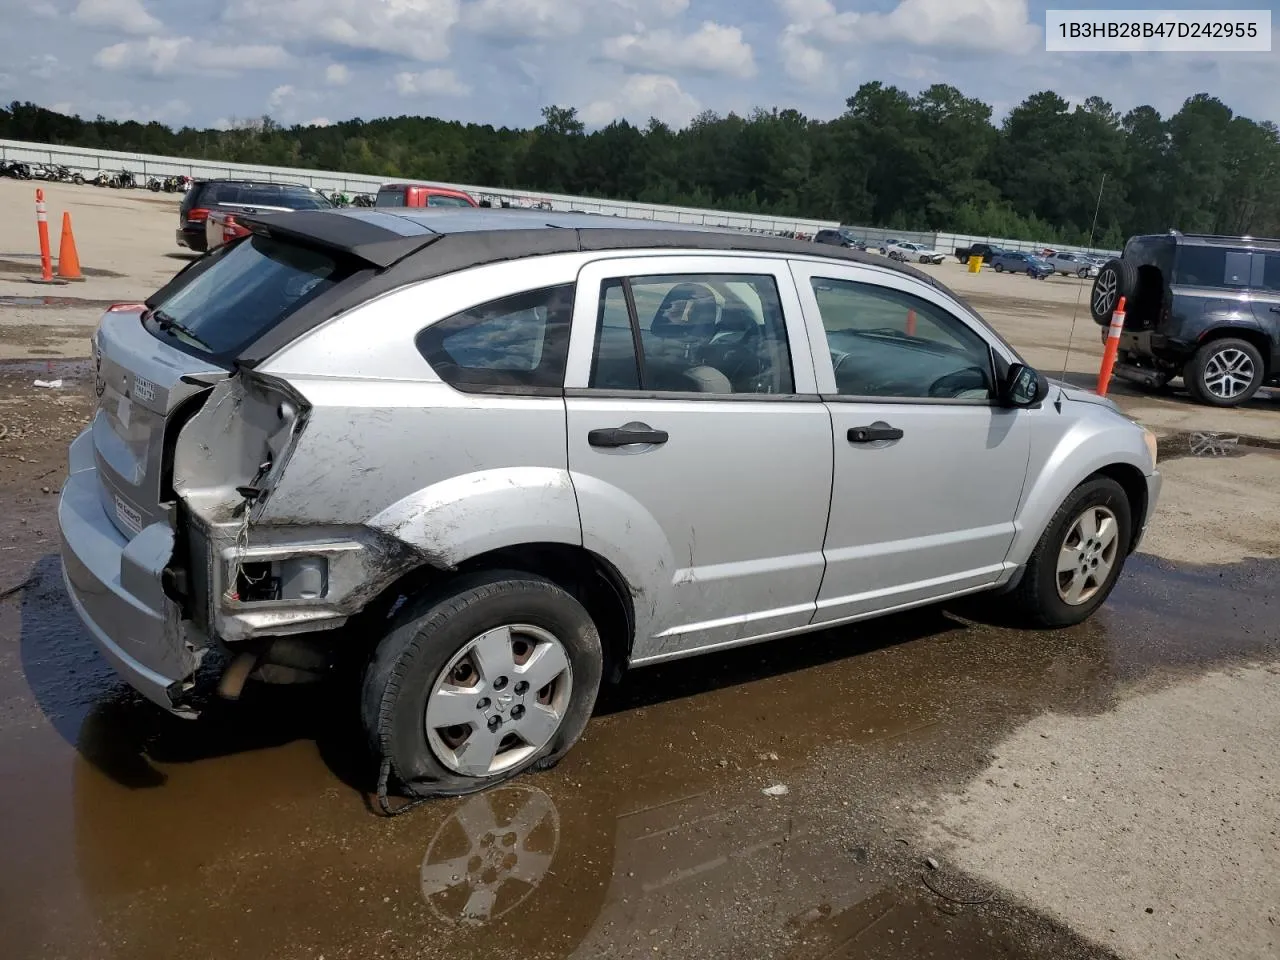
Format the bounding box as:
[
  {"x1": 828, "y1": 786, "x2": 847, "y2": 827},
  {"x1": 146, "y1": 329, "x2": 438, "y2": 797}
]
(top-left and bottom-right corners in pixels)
[
  {"x1": 1010, "y1": 476, "x2": 1132, "y2": 628},
  {"x1": 362, "y1": 571, "x2": 603, "y2": 798},
  {"x1": 1184, "y1": 338, "x2": 1265, "y2": 407}
]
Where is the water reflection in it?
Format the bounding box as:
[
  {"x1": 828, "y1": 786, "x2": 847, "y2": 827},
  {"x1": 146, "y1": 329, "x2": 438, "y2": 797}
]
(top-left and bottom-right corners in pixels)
[{"x1": 420, "y1": 785, "x2": 560, "y2": 925}]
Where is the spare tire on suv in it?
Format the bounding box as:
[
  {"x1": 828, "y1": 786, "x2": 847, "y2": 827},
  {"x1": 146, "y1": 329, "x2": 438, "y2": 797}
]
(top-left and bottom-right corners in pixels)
[{"x1": 1090, "y1": 258, "x2": 1138, "y2": 324}]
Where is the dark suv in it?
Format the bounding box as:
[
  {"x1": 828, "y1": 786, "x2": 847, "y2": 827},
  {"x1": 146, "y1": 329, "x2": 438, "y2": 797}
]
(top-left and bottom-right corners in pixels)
[
  {"x1": 1090, "y1": 232, "x2": 1280, "y2": 406},
  {"x1": 176, "y1": 179, "x2": 332, "y2": 252},
  {"x1": 814, "y1": 228, "x2": 867, "y2": 250}
]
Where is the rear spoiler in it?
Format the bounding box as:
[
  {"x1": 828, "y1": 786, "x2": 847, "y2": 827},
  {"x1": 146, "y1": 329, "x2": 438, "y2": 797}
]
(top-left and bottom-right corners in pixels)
[{"x1": 237, "y1": 210, "x2": 444, "y2": 268}]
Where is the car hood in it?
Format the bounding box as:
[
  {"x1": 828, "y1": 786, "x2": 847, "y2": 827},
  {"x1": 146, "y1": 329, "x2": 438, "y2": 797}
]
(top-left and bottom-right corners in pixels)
[{"x1": 1048, "y1": 378, "x2": 1120, "y2": 412}]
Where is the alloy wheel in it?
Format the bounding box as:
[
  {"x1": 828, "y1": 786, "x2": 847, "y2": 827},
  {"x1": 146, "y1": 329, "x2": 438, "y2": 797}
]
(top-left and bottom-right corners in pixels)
[{"x1": 1202, "y1": 348, "x2": 1256, "y2": 400}]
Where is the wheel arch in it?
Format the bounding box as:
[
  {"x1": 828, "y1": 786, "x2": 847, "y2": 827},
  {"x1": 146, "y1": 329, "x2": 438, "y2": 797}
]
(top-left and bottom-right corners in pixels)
[{"x1": 1090, "y1": 462, "x2": 1148, "y2": 555}]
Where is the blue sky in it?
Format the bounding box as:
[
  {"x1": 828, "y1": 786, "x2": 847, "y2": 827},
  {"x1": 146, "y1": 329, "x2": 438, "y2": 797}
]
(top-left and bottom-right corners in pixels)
[{"x1": 0, "y1": 0, "x2": 1276, "y2": 130}]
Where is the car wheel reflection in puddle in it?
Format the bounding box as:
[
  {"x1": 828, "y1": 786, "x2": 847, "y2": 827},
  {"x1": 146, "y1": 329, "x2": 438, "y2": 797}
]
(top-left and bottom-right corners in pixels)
[
  {"x1": 1189, "y1": 432, "x2": 1239, "y2": 457},
  {"x1": 420, "y1": 784, "x2": 559, "y2": 925}
]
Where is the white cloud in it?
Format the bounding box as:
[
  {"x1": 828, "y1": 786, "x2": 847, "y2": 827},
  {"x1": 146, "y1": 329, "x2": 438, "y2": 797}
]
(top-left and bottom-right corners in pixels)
[
  {"x1": 603, "y1": 21, "x2": 756, "y2": 79},
  {"x1": 72, "y1": 0, "x2": 162, "y2": 35},
  {"x1": 306, "y1": 117, "x2": 332, "y2": 127},
  {"x1": 581, "y1": 72, "x2": 700, "y2": 127},
  {"x1": 393, "y1": 68, "x2": 470, "y2": 97},
  {"x1": 462, "y1": 0, "x2": 688, "y2": 41},
  {"x1": 324, "y1": 63, "x2": 350, "y2": 86},
  {"x1": 28, "y1": 54, "x2": 62, "y2": 81},
  {"x1": 50, "y1": 101, "x2": 74, "y2": 115},
  {"x1": 777, "y1": 0, "x2": 1039, "y2": 87},
  {"x1": 222, "y1": 0, "x2": 459, "y2": 62},
  {"x1": 267, "y1": 84, "x2": 295, "y2": 110},
  {"x1": 32, "y1": 1, "x2": 59, "y2": 18},
  {"x1": 93, "y1": 36, "x2": 292, "y2": 76}
]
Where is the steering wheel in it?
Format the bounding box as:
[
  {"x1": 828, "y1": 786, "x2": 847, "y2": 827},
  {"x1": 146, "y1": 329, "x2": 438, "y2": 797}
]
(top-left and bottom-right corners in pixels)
[{"x1": 928, "y1": 366, "x2": 991, "y2": 399}]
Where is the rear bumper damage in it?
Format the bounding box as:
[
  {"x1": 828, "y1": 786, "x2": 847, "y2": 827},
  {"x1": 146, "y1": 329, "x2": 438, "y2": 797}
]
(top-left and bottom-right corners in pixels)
[{"x1": 59, "y1": 429, "x2": 207, "y2": 717}]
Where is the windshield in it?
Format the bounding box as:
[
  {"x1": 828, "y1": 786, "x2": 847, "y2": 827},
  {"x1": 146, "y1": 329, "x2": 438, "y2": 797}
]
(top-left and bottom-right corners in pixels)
[{"x1": 146, "y1": 236, "x2": 350, "y2": 358}]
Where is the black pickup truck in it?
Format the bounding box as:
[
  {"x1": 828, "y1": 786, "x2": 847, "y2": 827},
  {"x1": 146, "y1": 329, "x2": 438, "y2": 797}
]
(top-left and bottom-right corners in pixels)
[{"x1": 954, "y1": 242, "x2": 1003, "y2": 263}]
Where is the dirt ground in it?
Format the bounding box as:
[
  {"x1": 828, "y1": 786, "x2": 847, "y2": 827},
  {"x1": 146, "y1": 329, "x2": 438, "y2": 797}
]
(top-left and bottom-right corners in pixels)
[{"x1": 1, "y1": 180, "x2": 1279, "y2": 960}]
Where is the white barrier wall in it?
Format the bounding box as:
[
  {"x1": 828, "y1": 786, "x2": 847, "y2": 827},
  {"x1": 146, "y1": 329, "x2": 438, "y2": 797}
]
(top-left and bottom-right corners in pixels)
[{"x1": 0, "y1": 137, "x2": 1120, "y2": 257}]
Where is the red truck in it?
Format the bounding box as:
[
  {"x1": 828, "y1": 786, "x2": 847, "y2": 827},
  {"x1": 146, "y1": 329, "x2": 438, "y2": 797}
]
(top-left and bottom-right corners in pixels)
[{"x1": 374, "y1": 183, "x2": 478, "y2": 209}]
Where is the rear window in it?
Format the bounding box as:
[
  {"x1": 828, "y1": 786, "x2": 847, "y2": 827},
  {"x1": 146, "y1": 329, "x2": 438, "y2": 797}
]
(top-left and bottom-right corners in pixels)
[
  {"x1": 427, "y1": 194, "x2": 475, "y2": 208},
  {"x1": 376, "y1": 188, "x2": 407, "y2": 208},
  {"x1": 204, "y1": 182, "x2": 331, "y2": 210},
  {"x1": 146, "y1": 236, "x2": 350, "y2": 358}
]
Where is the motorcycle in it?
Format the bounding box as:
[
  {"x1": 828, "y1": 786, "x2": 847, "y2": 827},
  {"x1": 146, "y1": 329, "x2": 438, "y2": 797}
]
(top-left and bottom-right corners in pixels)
[
  {"x1": 146, "y1": 176, "x2": 163, "y2": 192},
  {"x1": 352, "y1": 193, "x2": 375, "y2": 207},
  {"x1": 0, "y1": 160, "x2": 32, "y2": 179},
  {"x1": 161, "y1": 175, "x2": 187, "y2": 193},
  {"x1": 91, "y1": 171, "x2": 110, "y2": 187},
  {"x1": 109, "y1": 169, "x2": 137, "y2": 189}
]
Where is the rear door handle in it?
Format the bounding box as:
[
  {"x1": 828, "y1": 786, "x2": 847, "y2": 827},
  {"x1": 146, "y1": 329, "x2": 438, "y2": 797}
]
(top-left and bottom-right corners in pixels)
[
  {"x1": 588, "y1": 422, "x2": 669, "y2": 448},
  {"x1": 1270, "y1": 306, "x2": 1280, "y2": 314},
  {"x1": 847, "y1": 423, "x2": 904, "y2": 444}
]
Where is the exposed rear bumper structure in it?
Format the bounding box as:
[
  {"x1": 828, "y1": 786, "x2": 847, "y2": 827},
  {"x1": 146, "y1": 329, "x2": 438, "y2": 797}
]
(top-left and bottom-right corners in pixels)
[{"x1": 58, "y1": 429, "x2": 206, "y2": 717}]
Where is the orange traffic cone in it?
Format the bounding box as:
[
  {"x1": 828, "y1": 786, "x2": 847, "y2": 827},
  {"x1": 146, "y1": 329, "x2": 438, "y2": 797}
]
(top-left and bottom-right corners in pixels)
[{"x1": 56, "y1": 211, "x2": 85, "y2": 281}]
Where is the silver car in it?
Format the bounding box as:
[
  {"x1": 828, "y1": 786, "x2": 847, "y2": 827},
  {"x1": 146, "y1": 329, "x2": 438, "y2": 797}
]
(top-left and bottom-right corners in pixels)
[
  {"x1": 59, "y1": 210, "x2": 1161, "y2": 798},
  {"x1": 1045, "y1": 251, "x2": 1101, "y2": 278}
]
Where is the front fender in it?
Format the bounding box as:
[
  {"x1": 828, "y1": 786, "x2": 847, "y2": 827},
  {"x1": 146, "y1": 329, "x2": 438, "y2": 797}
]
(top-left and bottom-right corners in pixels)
[
  {"x1": 366, "y1": 467, "x2": 581, "y2": 566},
  {"x1": 1007, "y1": 412, "x2": 1153, "y2": 567}
]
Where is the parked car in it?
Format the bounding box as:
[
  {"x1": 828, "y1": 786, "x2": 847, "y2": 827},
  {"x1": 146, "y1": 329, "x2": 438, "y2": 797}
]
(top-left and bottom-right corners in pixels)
[
  {"x1": 60, "y1": 210, "x2": 1160, "y2": 798},
  {"x1": 814, "y1": 228, "x2": 867, "y2": 250},
  {"x1": 887, "y1": 241, "x2": 947, "y2": 265},
  {"x1": 877, "y1": 239, "x2": 900, "y2": 254},
  {"x1": 1044, "y1": 251, "x2": 1100, "y2": 278},
  {"x1": 992, "y1": 251, "x2": 1054, "y2": 278},
  {"x1": 1090, "y1": 231, "x2": 1280, "y2": 406},
  {"x1": 177, "y1": 179, "x2": 333, "y2": 252},
  {"x1": 954, "y1": 242, "x2": 1004, "y2": 263},
  {"x1": 375, "y1": 183, "x2": 478, "y2": 208}
]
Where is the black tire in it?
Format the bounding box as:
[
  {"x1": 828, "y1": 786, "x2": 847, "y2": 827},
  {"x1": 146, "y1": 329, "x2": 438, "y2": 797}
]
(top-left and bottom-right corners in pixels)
[
  {"x1": 361, "y1": 570, "x2": 603, "y2": 798},
  {"x1": 1183, "y1": 337, "x2": 1265, "y2": 407},
  {"x1": 1011, "y1": 476, "x2": 1132, "y2": 628},
  {"x1": 1090, "y1": 258, "x2": 1138, "y2": 324},
  {"x1": 1077, "y1": 267, "x2": 1090, "y2": 279},
  {"x1": 993, "y1": 262, "x2": 1004, "y2": 273}
]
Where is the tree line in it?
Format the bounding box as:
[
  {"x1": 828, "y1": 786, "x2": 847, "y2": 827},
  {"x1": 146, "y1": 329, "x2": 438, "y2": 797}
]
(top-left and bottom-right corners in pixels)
[{"x1": 3, "y1": 84, "x2": 1277, "y2": 248}]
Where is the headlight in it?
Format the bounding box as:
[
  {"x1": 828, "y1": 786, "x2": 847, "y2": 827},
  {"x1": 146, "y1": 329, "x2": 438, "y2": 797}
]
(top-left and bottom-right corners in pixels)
[{"x1": 1143, "y1": 428, "x2": 1158, "y2": 468}]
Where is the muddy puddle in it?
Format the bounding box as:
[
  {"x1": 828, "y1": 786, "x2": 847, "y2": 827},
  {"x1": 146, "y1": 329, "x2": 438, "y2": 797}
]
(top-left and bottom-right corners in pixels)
[
  {"x1": 0, "y1": 295, "x2": 120, "y2": 309},
  {"x1": 1157, "y1": 430, "x2": 1280, "y2": 461},
  {"x1": 2, "y1": 533, "x2": 1276, "y2": 960}
]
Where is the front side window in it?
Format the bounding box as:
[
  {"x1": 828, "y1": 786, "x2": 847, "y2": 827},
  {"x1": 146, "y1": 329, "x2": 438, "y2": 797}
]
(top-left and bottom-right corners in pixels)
[
  {"x1": 588, "y1": 274, "x2": 795, "y2": 395},
  {"x1": 1260, "y1": 254, "x2": 1280, "y2": 292},
  {"x1": 416, "y1": 284, "x2": 574, "y2": 392},
  {"x1": 810, "y1": 278, "x2": 995, "y2": 401}
]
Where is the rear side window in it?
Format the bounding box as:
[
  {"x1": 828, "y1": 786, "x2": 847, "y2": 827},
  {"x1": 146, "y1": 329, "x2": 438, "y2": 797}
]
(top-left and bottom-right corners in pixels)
[
  {"x1": 376, "y1": 189, "x2": 407, "y2": 208},
  {"x1": 416, "y1": 285, "x2": 575, "y2": 393},
  {"x1": 147, "y1": 236, "x2": 349, "y2": 358},
  {"x1": 427, "y1": 194, "x2": 475, "y2": 208},
  {"x1": 1174, "y1": 246, "x2": 1251, "y2": 288}
]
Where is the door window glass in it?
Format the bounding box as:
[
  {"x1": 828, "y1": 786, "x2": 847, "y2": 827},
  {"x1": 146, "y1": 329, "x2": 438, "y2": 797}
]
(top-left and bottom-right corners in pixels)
[
  {"x1": 588, "y1": 274, "x2": 795, "y2": 395},
  {"x1": 1258, "y1": 254, "x2": 1280, "y2": 292},
  {"x1": 810, "y1": 278, "x2": 995, "y2": 400},
  {"x1": 1176, "y1": 246, "x2": 1251, "y2": 288}
]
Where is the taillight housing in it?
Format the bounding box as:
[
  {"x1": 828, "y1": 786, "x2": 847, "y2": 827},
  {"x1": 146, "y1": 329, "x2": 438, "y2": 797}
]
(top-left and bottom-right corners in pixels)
[
  {"x1": 222, "y1": 214, "x2": 239, "y2": 244},
  {"x1": 188, "y1": 207, "x2": 210, "y2": 222}
]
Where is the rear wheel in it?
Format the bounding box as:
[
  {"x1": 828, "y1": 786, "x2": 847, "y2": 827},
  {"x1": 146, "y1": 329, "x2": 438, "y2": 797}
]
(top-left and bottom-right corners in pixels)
[
  {"x1": 1011, "y1": 477, "x2": 1132, "y2": 628},
  {"x1": 1184, "y1": 338, "x2": 1265, "y2": 407},
  {"x1": 994, "y1": 262, "x2": 1004, "y2": 273},
  {"x1": 362, "y1": 571, "x2": 603, "y2": 798}
]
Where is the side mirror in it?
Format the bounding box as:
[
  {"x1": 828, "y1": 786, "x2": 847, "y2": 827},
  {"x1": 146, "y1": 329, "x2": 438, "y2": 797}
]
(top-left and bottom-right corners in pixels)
[{"x1": 1003, "y1": 363, "x2": 1049, "y2": 408}]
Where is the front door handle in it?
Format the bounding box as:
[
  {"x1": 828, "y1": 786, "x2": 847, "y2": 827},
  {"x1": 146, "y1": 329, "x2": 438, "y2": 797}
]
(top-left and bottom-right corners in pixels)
[
  {"x1": 588, "y1": 422, "x2": 669, "y2": 448},
  {"x1": 1270, "y1": 306, "x2": 1280, "y2": 314},
  {"x1": 847, "y1": 423, "x2": 904, "y2": 444}
]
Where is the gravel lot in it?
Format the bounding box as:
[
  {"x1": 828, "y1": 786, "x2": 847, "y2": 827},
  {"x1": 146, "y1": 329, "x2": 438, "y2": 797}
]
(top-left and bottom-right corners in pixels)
[{"x1": 0, "y1": 177, "x2": 1277, "y2": 960}]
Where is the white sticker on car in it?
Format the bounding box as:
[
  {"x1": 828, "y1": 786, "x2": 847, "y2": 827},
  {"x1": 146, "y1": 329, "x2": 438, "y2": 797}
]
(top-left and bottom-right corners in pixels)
[
  {"x1": 132, "y1": 376, "x2": 156, "y2": 404},
  {"x1": 115, "y1": 495, "x2": 143, "y2": 535}
]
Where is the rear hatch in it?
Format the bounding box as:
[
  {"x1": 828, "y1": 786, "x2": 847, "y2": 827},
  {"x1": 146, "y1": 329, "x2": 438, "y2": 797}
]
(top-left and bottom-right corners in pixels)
[{"x1": 90, "y1": 235, "x2": 354, "y2": 538}]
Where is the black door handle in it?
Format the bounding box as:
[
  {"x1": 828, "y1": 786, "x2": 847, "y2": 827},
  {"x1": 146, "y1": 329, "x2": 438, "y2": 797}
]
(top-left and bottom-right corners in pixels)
[
  {"x1": 588, "y1": 423, "x2": 669, "y2": 448},
  {"x1": 1270, "y1": 306, "x2": 1280, "y2": 314},
  {"x1": 848, "y1": 423, "x2": 904, "y2": 444}
]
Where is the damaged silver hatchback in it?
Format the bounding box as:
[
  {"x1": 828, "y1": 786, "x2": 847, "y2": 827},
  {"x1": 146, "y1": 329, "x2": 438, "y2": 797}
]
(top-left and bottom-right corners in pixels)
[{"x1": 59, "y1": 209, "x2": 1162, "y2": 797}]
